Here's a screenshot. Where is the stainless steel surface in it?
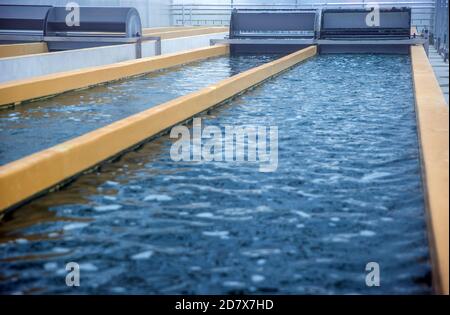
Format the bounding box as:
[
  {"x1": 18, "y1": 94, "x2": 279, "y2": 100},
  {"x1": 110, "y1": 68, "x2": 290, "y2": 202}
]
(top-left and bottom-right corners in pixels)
[{"x1": 0, "y1": 34, "x2": 44, "y2": 42}]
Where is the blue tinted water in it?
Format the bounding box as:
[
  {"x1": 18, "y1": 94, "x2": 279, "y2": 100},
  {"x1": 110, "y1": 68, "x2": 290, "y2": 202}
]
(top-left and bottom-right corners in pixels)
[
  {"x1": 0, "y1": 55, "x2": 276, "y2": 166},
  {"x1": 0, "y1": 54, "x2": 430, "y2": 294}
]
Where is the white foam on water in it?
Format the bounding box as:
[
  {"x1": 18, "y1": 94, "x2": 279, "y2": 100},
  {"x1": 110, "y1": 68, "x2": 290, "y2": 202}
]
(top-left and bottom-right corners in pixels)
[
  {"x1": 105, "y1": 181, "x2": 119, "y2": 187},
  {"x1": 103, "y1": 196, "x2": 117, "y2": 201},
  {"x1": 331, "y1": 237, "x2": 349, "y2": 243},
  {"x1": 80, "y1": 263, "x2": 98, "y2": 272},
  {"x1": 144, "y1": 194, "x2": 173, "y2": 202},
  {"x1": 94, "y1": 204, "x2": 122, "y2": 212},
  {"x1": 293, "y1": 210, "x2": 312, "y2": 219},
  {"x1": 131, "y1": 250, "x2": 154, "y2": 260},
  {"x1": 177, "y1": 202, "x2": 211, "y2": 209},
  {"x1": 15, "y1": 238, "x2": 28, "y2": 244},
  {"x1": 44, "y1": 262, "x2": 58, "y2": 271},
  {"x1": 63, "y1": 222, "x2": 89, "y2": 231},
  {"x1": 359, "y1": 230, "x2": 376, "y2": 237},
  {"x1": 361, "y1": 171, "x2": 391, "y2": 182},
  {"x1": 202, "y1": 231, "x2": 230, "y2": 239},
  {"x1": 251, "y1": 275, "x2": 265, "y2": 283},
  {"x1": 241, "y1": 248, "x2": 281, "y2": 258},
  {"x1": 52, "y1": 247, "x2": 70, "y2": 253},
  {"x1": 223, "y1": 281, "x2": 246, "y2": 288},
  {"x1": 196, "y1": 212, "x2": 215, "y2": 218}
]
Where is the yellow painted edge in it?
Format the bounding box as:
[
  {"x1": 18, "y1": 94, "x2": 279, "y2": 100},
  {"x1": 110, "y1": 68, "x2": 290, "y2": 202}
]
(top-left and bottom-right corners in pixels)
[
  {"x1": 143, "y1": 26, "x2": 213, "y2": 35},
  {"x1": 0, "y1": 45, "x2": 229, "y2": 108},
  {"x1": 411, "y1": 45, "x2": 449, "y2": 295},
  {"x1": 0, "y1": 46, "x2": 317, "y2": 213},
  {"x1": 144, "y1": 27, "x2": 229, "y2": 40},
  {"x1": 143, "y1": 26, "x2": 203, "y2": 33},
  {"x1": 0, "y1": 42, "x2": 48, "y2": 58},
  {"x1": 144, "y1": 26, "x2": 227, "y2": 34}
]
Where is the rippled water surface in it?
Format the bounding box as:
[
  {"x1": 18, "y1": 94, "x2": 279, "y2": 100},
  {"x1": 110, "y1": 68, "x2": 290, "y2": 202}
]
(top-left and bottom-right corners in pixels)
[
  {"x1": 0, "y1": 54, "x2": 430, "y2": 294},
  {"x1": 0, "y1": 55, "x2": 276, "y2": 165}
]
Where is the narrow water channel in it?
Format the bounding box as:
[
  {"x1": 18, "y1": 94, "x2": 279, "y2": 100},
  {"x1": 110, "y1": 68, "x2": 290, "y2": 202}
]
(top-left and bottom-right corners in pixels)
[
  {"x1": 0, "y1": 54, "x2": 430, "y2": 294},
  {"x1": 0, "y1": 55, "x2": 276, "y2": 165}
]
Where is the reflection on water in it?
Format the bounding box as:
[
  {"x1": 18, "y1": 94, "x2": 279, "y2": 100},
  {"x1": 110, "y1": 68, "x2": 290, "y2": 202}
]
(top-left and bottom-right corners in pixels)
[
  {"x1": 0, "y1": 55, "x2": 276, "y2": 166},
  {"x1": 0, "y1": 54, "x2": 431, "y2": 294}
]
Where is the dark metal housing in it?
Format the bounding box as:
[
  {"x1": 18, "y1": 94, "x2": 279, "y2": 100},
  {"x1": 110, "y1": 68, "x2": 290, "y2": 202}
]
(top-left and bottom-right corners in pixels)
[
  {"x1": 0, "y1": 5, "x2": 52, "y2": 42},
  {"x1": 0, "y1": 5, "x2": 146, "y2": 52},
  {"x1": 223, "y1": 7, "x2": 420, "y2": 55},
  {"x1": 229, "y1": 9, "x2": 318, "y2": 55},
  {"x1": 45, "y1": 6, "x2": 142, "y2": 51},
  {"x1": 319, "y1": 7, "x2": 412, "y2": 54}
]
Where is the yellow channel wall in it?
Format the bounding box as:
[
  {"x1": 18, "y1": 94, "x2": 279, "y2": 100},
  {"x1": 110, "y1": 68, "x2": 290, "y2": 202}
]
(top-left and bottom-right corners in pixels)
[
  {"x1": 0, "y1": 45, "x2": 229, "y2": 108},
  {"x1": 0, "y1": 42, "x2": 48, "y2": 59},
  {"x1": 143, "y1": 26, "x2": 201, "y2": 33},
  {"x1": 411, "y1": 45, "x2": 449, "y2": 295},
  {"x1": 143, "y1": 27, "x2": 228, "y2": 39},
  {"x1": 0, "y1": 46, "x2": 317, "y2": 214}
]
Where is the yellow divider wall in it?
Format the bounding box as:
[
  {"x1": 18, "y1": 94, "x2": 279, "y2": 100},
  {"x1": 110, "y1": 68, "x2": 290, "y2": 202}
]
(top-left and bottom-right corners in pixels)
[
  {"x1": 0, "y1": 42, "x2": 48, "y2": 59},
  {"x1": 145, "y1": 27, "x2": 228, "y2": 40},
  {"x1": 411, "y1": 45, "x2": 449, "y2": 295},
  {"x1": 143, "y1": 26, "x2": 201, "y2": 33},
  {"x1": 0, "y1": 46, "x2": 317, "y2": 213},
  {"x1": 143, "y1": 26, "x2": 210, "y2": 34},
  {"x1": 0, "y1": 45, "x2": 229, "y2": 108}
]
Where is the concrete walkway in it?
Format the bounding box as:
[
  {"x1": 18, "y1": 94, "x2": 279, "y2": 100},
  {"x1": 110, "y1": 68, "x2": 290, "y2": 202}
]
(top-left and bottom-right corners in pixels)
[{"x1": 429, "y1": 46, "x2": 449, "y2": 105}]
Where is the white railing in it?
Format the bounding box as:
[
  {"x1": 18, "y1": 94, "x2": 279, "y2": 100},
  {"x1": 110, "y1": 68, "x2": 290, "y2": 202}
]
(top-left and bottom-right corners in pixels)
[{"x1": 171, "y1": 1, "x2": 436, "y2": 32}]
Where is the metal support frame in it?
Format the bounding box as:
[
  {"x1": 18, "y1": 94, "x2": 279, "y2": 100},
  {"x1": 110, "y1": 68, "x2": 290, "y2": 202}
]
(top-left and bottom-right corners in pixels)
[
  {"x1": 0, "y1": 34, "x2": 162, "y2": 58},
  {"x1": 422, "y1": 29, "x2": 431, "y2": 55},
  {"x1": 211, "y1": 38, "x2": 427, "y2": 46},
  {"x1": 151, "y1": 36, "x2": 162, "y2": 56},
  {"x1": 135, "y1": 36, "x2": 142, "y2": 59},
  {"x1": 171, "y1": 1, "x2": 436, "y2": 33},
  {"x1": 432, "y1": 0, "x2": 449, "y2": 61}
]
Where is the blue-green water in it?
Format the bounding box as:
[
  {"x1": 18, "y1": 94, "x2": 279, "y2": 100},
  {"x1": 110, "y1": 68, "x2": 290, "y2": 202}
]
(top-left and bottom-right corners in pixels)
[
  {"x1": 0, "y1": 55, "x2": 276, "y2": 166},
  {"x1": 0, "y1": 54, "x2": 430, "y2": 294}
]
